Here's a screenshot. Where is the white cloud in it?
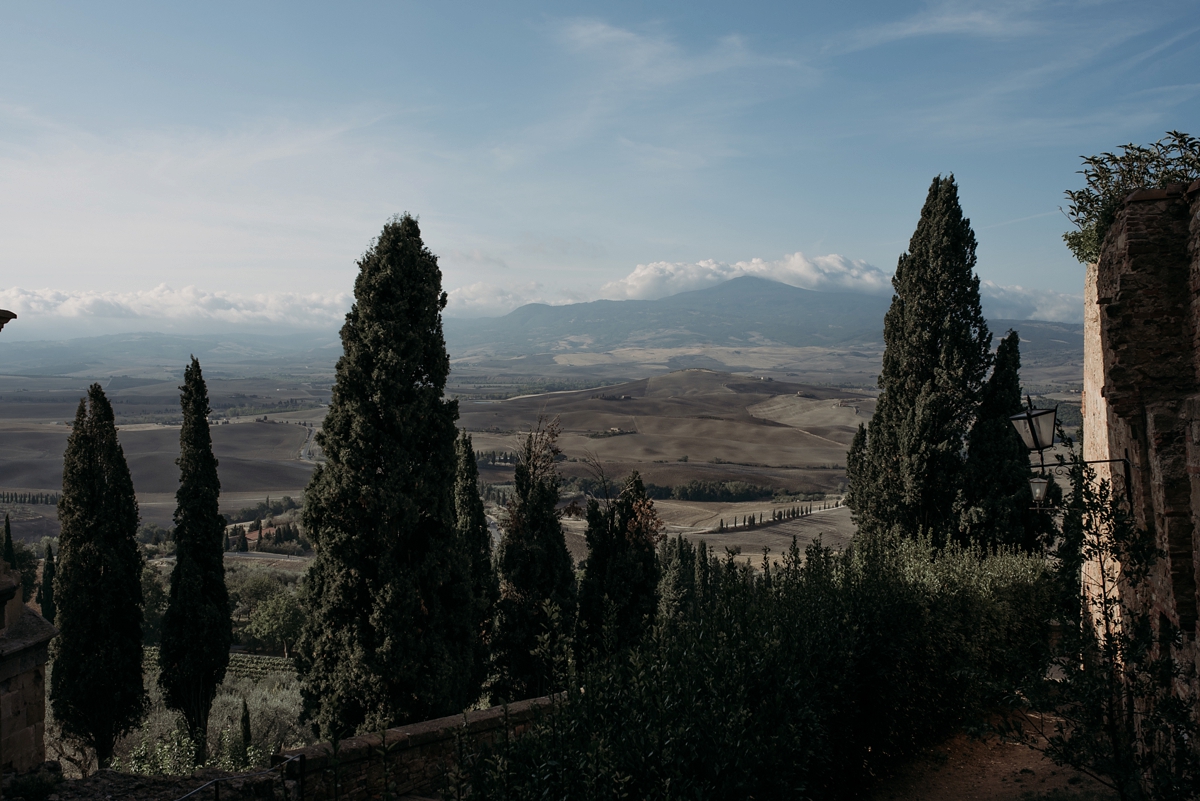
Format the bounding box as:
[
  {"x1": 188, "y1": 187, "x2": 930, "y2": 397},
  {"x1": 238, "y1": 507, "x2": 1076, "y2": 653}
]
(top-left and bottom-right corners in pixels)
[
  {"x1": 833, "y1": 1, "x2": 1043, "y2": 54},
  {"x1": 443, "y1": 282, "x2": 588, "y2": 318},
  {"x1": 979, "y1": 281, "x2": 1083, "y2": 323},
  {"x1": 0, "y1": 285, "x2": 351, "y2": 336},
  {"x1": 445, "y1": 282, "x2": 546, "y2": 318},
  {"x1": 600, "y1": 252, "x2": 892, "y2": 300}
]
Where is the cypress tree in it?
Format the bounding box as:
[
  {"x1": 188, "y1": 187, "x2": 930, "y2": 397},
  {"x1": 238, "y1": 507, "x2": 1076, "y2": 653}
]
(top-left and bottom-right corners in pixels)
[
  {"x1": 36, "y1": 545, "x2": 56, "y2": 624},
  {"x1": 296, "y1": 214, "x2": 472, "y2": 737},
  {"x1": 51, "y1": 385, "x2": 146, "y2": 768},
  {"x1": 453, "y1": 431, "x2": 498, "y2": 698},
  {"x1": 959, "y1": 331, "x2": 1048, "y2": 550},
  {"x1": 2, "y1": 514, "x2": 14, "y2": 569},
  {"x1": 159, "y1": 357, "x2": 232, "y2": 764},
  {"x1": 489, "y1": 421, "x2": 576, "y2": 701},
  {"x1": 239, "y1": 697, "x2": 252, "y2": 765},
  {"x1": 577, "y1": 471, "x2": 663, "y2": 661},
  {"x1": 845, "y1": 175, "x2": 991, "y2": 546}
]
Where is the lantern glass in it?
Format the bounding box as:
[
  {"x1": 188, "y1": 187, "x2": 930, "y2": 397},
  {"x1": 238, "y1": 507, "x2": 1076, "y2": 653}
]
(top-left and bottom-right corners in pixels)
[
  {"x1": 1009, "y1": 407, "x2": 1057, "y2": 452},
  {"x1": 1029, "y1": 476, "x2": 1050, "y2": 503}
]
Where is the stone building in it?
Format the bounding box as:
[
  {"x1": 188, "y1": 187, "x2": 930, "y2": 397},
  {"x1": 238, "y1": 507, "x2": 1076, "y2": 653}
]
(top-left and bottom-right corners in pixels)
[
  {"x1": 0, "y1": 561, "x2": 55, "y2": 774},
  {"x1": 1082, "y1": 178, "x2": 1200, "y2": 683}
]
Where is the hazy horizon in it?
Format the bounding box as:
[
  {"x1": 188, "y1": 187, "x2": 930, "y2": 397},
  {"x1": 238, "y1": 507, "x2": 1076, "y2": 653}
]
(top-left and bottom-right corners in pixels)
[{"x1": 3, "y1": 2, "x2": 1196, "y2": 339}]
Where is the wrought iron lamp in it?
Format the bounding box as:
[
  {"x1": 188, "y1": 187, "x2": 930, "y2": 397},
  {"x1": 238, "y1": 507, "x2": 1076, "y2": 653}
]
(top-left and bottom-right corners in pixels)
[{"x1": 1009, "y1": 396, "x2": 1131, "y2": 505}]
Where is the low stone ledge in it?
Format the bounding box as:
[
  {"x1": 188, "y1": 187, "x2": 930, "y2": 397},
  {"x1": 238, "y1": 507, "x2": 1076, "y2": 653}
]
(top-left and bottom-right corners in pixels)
[{"x1": 272, "y1": 696, "x2": 554, "y2": 800}]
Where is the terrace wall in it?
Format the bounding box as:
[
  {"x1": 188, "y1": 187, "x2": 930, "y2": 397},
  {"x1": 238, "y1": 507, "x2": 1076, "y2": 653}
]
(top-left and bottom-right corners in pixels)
[{"x1": 272, "y1": 696, "x2": 552, "y2": 800}]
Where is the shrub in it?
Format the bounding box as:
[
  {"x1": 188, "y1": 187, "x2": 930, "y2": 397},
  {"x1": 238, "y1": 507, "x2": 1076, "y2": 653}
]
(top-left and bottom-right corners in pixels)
[{"x1": 457, "y1": 534, "x2": 1051, "y2": 800}]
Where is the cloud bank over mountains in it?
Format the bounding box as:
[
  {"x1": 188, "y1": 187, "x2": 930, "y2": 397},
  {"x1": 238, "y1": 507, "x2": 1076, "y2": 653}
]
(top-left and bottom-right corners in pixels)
[
  {"x1": 600, "y1": 252, "x2": 892, "y2": 299},
  {"x1": 444, "y1": 253, "x2": 1084, "y2": 323},
  {"x1": 0, "y1": 285, "x2": 351, "y2": 339},
  {"x1": 1, "y1": 253, "x2": 1083, "y2": 339}
]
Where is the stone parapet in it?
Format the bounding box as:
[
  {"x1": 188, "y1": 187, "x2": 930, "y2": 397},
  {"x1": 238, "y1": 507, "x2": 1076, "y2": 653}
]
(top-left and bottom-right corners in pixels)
[{"x1": 273, "y1": 696, "x2": 553, "y2": 800}]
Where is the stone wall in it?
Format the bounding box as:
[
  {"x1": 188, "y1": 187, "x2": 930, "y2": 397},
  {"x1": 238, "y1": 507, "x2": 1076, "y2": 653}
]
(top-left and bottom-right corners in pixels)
[
  {"x1": 272, "y1": 696, "x2": 553, "y2": 800},
  {"x1": 0, "y1": 564, "x2": 55, "y2": 775},
  {"x1": 1086, "y1": 178, "x2": 1200, "y2": 682}
]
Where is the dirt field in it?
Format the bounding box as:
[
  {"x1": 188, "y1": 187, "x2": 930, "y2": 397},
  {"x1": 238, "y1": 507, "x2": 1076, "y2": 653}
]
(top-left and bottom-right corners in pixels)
[
  {"x1": 463, "y1": 369, "x2": 869, "y2": 497},
  {"x1": 657, "y1": 503, "x2": 856, "y2": 568},
  {"x1": 0, "y1": 419, "x2": 314, "y2": 537}
]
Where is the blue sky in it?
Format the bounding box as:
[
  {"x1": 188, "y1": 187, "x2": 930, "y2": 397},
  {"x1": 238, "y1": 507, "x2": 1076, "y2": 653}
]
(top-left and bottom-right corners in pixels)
[{"x1": 1, "y1": 1, "x2": 1197, "y2": 337}]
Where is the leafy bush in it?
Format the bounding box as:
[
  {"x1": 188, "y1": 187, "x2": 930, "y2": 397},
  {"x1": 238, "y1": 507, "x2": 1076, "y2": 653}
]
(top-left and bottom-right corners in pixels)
[
  {"x1": 1063, "y1": 131, "x2": 1199, "y2": 263},
  {"x1": 457, "y1": 534, "x2": 1051, "y2": 800},
  {"x1": 1004, "y1": 451, "x2": 1200, "y2": 800},
  {"x1": 109, "y1": 651, "x2": 311, "y2": 775}
]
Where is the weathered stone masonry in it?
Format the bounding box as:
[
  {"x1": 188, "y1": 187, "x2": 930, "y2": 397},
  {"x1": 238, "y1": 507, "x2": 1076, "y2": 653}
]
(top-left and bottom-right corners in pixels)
[
  {"x1": 0, "y1": 562, "x2": 55, "y2": 775},
  {"x1": 1084, "y1": 178, "x2": 1200, "y2": 681},
  {"x1": 272, "y1": 696, "x2": 552, "y2": 800}
]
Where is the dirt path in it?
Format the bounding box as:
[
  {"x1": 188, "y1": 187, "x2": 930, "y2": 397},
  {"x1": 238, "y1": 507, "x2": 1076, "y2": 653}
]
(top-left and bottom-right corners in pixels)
[{"x1": 868, "y1": 728, "x2": 1115, "y2": 801}]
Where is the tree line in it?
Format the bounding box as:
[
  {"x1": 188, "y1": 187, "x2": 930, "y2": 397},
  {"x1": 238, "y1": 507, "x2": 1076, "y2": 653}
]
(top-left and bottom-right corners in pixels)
[
  {"x1": 643, "y1": 479, "x2": 772, "y2": 503},
  {"x1": 0, "y1": 492, "x2": 59, "y2": 505}
]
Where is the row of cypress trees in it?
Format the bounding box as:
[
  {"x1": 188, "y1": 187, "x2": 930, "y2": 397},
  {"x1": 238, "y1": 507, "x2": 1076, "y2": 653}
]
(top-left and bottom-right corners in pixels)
[
  {"x1": 846, "y1": 175, "x2": 1053, "y2": 550},
  {"x1": 42, "y1": 214, "x2": 658, "y2": 764},
  {"x1": 50, "y1": 358, "x2": 231, "y2": 768}
]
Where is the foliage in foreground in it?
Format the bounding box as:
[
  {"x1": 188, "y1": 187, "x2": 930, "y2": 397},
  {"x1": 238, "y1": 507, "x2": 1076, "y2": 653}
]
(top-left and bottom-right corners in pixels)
[
  {"x1": 457, "y1": 534, "x2": 1051, "y2": 800},
  {"x1": 1005, "y1": 449, "x2": 1200, "y2": 801},
  {"x1": 109, "y1": 651, "x2": 310, "y2": 777}
]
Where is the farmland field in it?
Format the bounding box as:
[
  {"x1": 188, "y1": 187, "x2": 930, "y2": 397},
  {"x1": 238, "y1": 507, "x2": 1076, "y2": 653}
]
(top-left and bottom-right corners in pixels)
[{"x1": 0, "y1": 373, "x2": 330, "y2": 538}]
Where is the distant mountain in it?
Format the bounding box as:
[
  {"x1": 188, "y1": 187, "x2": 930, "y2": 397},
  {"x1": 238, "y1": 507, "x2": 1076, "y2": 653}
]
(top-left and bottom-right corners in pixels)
[
  {"x1": 443, "y1": 276, "x2": 1083, "y2": 361},
  {"x1": 0, "y1": 277, "x2": 1083, "y2": 380},
  {"x1": 445, "y1": 277, "x2": 895, "y2": 355}
]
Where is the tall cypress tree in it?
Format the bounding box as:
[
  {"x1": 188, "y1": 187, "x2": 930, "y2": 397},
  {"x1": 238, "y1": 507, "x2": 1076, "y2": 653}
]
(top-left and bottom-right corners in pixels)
[
  {"x1": 453, "y1": 431, "x2": 498, "y2": 698},
  {"x1": 36, "y1": 545, "x2": 55, "y2": 624},
  {"x1": 576, "y1": 471, "x2": 663, "y2": 661},
  {"x1": 489, "y1": 421, "x2": 576, "y2": 702},
  {"x1": 4, "y1": 513, "x2": 15, "y2": 568},
  {"x1": 846, "y1": 175, "x2": 991, "y2": 546},
  {"x1": 51, "y1": 385, "x2": 146, "y2": 769},
  {"x1": 296, "y1": 214, "x2": 473, "y2": 737},
  {"x1": 959, "y1": 331, "x2": 1048, "y2": 550},
  {"x1": 159, "y1": 357, "x2": 232, "y2": 764}
]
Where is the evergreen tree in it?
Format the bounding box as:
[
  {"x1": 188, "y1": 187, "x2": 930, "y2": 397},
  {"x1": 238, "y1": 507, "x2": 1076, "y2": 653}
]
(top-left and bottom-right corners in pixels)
[
  {"x1": 296, "y1": 214, "x2": 473, "y2": 737},
  {"x1": 454, "y1": 431, "x2": 498, "y2": 698},
  {"x1": 3, "y1": 513, "x2": 14, "y2": 568},
  {"x1": 846, "y1": 175, "x2": 991, "y2": 546},
  {"x1": 36, "y1": 545, "x2": 56, "y2": 624},
  {"x1": 577, "y1": 471, "x2": 663, "y2": 661},
  {"x1": 159, "y1": 357, "x2": 232, "y2": 764},
  {"x1": 51, "y1": 385, "x2": 146, "y2": 768},
  {"x1": 958, "y1": 331, "x2": 1052, "y2": 550},
  {"x1": 489, "y1": 420, "x2": 576, "y2": 701}
]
